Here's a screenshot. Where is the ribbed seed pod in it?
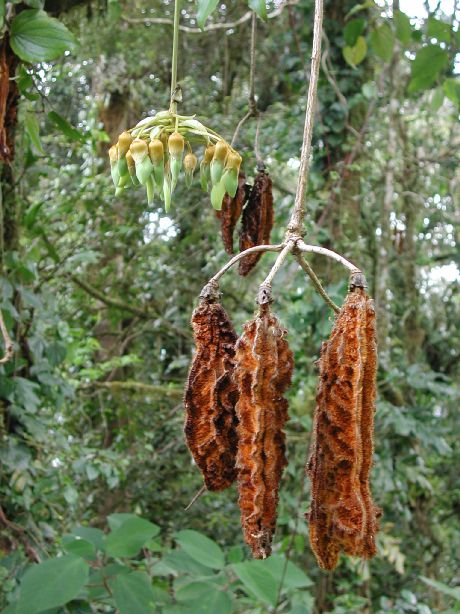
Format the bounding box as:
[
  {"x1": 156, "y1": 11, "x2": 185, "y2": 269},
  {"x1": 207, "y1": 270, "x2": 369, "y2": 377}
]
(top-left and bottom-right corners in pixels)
[
  {"x1": 219, "y1": 173, "x2": 249, "y2": 255},
  {"x1": 238, "y1": 170, "x2": 274, "y2": 276},
  {"x1": 184, "y1": 298, "x2": 239, "y2": 492},
  {"x1": 235, "y1": 304, "x2": 294, "y2": 559},
  {"x1": 306, "y1": 287, "x2": 381, "y2": 571}
]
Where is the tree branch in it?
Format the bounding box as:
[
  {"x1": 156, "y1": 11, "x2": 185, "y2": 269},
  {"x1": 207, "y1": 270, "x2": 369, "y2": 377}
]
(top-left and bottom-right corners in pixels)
[{"x1": 295, "y1": 254, "x2": 340, "y2": 313}]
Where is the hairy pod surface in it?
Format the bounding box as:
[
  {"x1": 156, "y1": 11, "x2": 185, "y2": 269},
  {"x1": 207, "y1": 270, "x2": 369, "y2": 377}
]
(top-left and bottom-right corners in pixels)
[
  {"x1": 235, "y1": 305, "x2": 294, "y2": 558},
  {"x1": 219, "y1": 173, "x2": 249, "y2": 255},
  {"x1": 306, "y1": 288, "x2": 381, "y2": 570},
  {"x1": 184, "y1": 300, "x2": 239, "y2": 491},
  {"x1": 238, "y1": 170, "x2": 274, "y2": 276}
]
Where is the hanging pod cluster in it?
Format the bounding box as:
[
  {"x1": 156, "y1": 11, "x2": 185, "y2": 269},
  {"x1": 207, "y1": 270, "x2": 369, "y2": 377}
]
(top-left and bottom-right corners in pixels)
[
  {"x1": 184, "y1": 274, "x2": 380, "y2": 568},
  {"x1": 108, "y1": 111, "x2": 242, "y2": 212}
]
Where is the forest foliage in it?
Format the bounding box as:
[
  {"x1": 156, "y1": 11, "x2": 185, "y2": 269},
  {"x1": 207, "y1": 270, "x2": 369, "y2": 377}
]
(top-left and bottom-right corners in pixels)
[{"x1": 0, "y1": 0, "x2": 459, "y2": 613}]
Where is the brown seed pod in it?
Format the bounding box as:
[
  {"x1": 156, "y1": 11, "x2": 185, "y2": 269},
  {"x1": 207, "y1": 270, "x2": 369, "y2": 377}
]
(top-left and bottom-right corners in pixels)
[
  {"x1": 218, "y1": 172, "x2": 249, "y2": 255},
  {"x1": 235, "y1": 304, "x2": 294, "y2": 558},
  {"x1": 305, "y1": 287, "x2": 381, "y2": 570},
  {"x1": 238, "y1": 170, "x2": 274, "y2": 276},
  {"x1": 184, "y1": 298, "x2": 239, "y2": 491}
]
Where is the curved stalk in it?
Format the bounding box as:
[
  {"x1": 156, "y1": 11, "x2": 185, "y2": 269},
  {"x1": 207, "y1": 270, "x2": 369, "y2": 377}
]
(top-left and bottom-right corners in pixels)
[{"x1": 170, "y1": 0, "x2": 181, "y2": 114}]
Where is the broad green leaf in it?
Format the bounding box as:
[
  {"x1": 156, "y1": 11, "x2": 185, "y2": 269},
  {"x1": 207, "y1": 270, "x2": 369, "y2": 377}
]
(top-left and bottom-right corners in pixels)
[
  {"x1": 227, "y1": 545, "x2": 244, "y2": 564},
  {"x1": 10, "y1": 9, "x2": 76, "y2": 63},
  {"x1": 420, "y1": 577, "x2": 460, "y2": 601},
  {"x1": 106, "y1": 517, "x2": 160, "y2": 557},
  {"x1": 345, "y1": 1, "x2": 374, "y2": 19},
  {"x1": 343, "y1": 36, "x2": 367, "y2": 67},
  {"x1": 408, "y1": 45, "x2": 449, "y2": 93},
  {"x1": 248, "y1": 0, "x2": 267, "y2": 20},
  {"x1": 344, "y1": 18, "x2": 366, "y2": 46},
  {"x1": 62, "y1": 535, "x2": 96, "y2": 560},
  {"x1": 48, "y1": 111, "x2": 84, "y2": 142},
  {"x1": 430, "y1": 87, "x2": 444, "y2": 111},
  {"x1": 427, "y1": 17, "x2": 452, "y2": 43},
  {"x1": 443, "y1": 78, "x2": 460, "y2": 107},
  {"x1": 72, "y1": 526, "x2": 105, "y2": 552},
  {"x1": 232, "y1": 561, "x2": 278, "y2": 606},
  {"x1": 175, "y1": 581, "x2": 232, "y2": 614},
  {"x1": 107, "y1": 512, "x2": 141, "y2": 531},
  {"x1": 109, "y1": 571, "x2": 156, "y2": 614},
  {"x1": 16, "y1": 555, "x2": 89, "y2": 613},
  {"x1": 174, "y1": 529, "x2": 225, "y2": 569},
  {"x1": 0, "y1": 1, "x2": 5, "y2": 29},
  {"x1": 370, "y1": 23, "x2": 394, "y2": 62},
  {"x1": 24, "y1": 112, "x2": 44, "y2": 155},
  {"x1": 262, "y1": 555, "x2": 313, "y2": 590},
  {"x1": 196, "y1": 0, "x2": 219, "y2": 29},
  {"x1": 159, "y1": 549, "x2": 212, "y2": 576},
  {"x1": 394, "y1": 10, "x2": 411, "y2": 44}
]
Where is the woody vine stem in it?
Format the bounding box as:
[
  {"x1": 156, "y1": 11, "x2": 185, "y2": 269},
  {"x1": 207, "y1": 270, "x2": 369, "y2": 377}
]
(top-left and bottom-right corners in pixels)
[{"x1": 202, "y1": 0, "x2": 363, "y2": 307}]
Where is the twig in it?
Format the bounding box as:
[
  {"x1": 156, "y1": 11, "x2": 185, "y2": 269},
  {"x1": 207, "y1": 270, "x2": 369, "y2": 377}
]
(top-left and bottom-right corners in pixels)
[
  {"x1": 231, "y1": 12, "x2": 258, "y2": 147},
  {"x1": 184, "y1": 484, "x2": 207, "y2": 511},
  {"x1": 122, "y1": 1, "x2": 298, "y2": 34},
  {"x1": 297, "y1": 240, "x2": 360, "y2": 273},
  {"x1": 295, "y1": 254, "x2": 340, "y2": 313},
  {"x1": 286, "y1": 0, "x2": 324, "y2": 237},
  {"x1": 257, "y1": 241, "x2": 295, "y2": 304},
  {"x1": 0, "y1": 308, "x2": 13, "y2": 364},
  {"x1": 207, "y1": 243, "x2": 284, "y2": 286},
  {"x1": 254, "y1": 113, "x2": 264, "y2": 168}
]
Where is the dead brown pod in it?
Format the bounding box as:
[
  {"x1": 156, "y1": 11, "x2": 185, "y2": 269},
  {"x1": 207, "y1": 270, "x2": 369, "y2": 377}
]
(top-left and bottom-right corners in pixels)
[
  {"x1": 305, "y1": 282, "x2": 381, "y2": 570},
  {"x1": 238, "y1": 169, "x2": 274, "y2": 276},
  {"x1": 234, "y1": 303, "x2": 294, "y2": 558},
  {"x1": 184, "y1": 291, "x2": 239, "y2": 491}
]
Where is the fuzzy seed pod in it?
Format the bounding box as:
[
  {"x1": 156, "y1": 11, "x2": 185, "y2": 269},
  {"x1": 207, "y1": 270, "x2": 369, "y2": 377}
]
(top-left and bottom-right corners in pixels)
[
  {"x1": 184, "y1": 299, "x2": 239, "y2": 492},
  {"x1": 235, "y1": 304, "x2": 294, "y2": 559},
  {"x1": 168, "y1": 131, "x2": 185, "y2": 159},
  {"x1": 306, "y1": 287, "x2": 381, "y2": 571},
  {"x1": 238, "y1": 170, "x2": 274, "y2": 276},
  {"x1": 219, "y1": 173, "x2": 249, "y2": 255},
  {"x1": 117, "y1": 131, "x2": 132, "y2": 157}
]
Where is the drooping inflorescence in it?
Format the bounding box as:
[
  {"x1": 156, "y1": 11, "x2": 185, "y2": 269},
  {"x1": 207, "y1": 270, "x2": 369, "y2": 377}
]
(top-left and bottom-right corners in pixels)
[
  {"x1": 305, "y1": 284, "x2": 381, "y2": 570},
  {"x1": 108, "y1": 111, "x2": 242, "y2": 212}
]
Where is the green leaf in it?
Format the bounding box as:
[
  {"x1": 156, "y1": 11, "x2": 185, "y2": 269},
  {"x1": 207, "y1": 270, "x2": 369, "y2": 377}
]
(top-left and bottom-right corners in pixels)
[
  {"x1": 10, "y1": 9, "x2": 76, "y2": 63},
  {"x1": 109, "y1": 571, "x2": 156, "y2": 614},
  {"x1": 443, "y1": 78, "x2": 460, "y2": 107},
  {"x1": 196, "y1": 0, "x2": 219, "y2": 29},
  {"x1": 430, "y1": 86, "x2": 444, "y2": 111},
  {"x1": 0, "y1": 1, "x2": 5, "y2": 29},
  {"x1": 344, "y1": 18, "x2": 366, "y2": 46},
  {"x1": 72, "y1": 526, "x2": 105, "y2": 552},
  {"x1": 248, "y1": 0, "x2": 267, "y2": 20},
  {"x1": 105, "y1": 517, "x2": 160, "y2": 557},
  {"x1": 16, "y1": 555, "x2": 89, "y2": 613},
  {"x1": 174, "y1": 530, "x2": 225, "y2": 569},
  {"x1": 345, "y1": 1, "x2": 374, "y2": 19},
  {"x1": 394, "y1": 10, "x2": 411, "y2": 44},
  {"x1": 232, "y1": 561, "x2": 278, "y2": 606},
  {"x1": 420, "y1": 577, "x2": 460, "y2": 601},
  {"x1": 62, "y1": 535, "x2": 96, "y2": 560},
  {"x1": 48, "y1": 111, "x2": 84, "y2": 142},
  {"x1": 408, "y1": 45, "x2": 449, "y2": 93},
  {"x1": 343, "y1": 36, "x2": 367, "y2": 67},
  {"x1": 176, "y1": 582, "x2": 233, "y2": 614},
  {"x1": 262, "y1": 556, "x2": 313, "y2": 590},
  {"x1": 370, "y1": 23, "x2": 394, "y2": 62},
  {"x1": 107, "y1": 512, "x2": 141, "y2": 531},
  {"x1": 427, "y1": 17, "x2": 452, "y2": 43},
  {"x1": 24, "y1": 112, "x2": 44, "y2": 155}
]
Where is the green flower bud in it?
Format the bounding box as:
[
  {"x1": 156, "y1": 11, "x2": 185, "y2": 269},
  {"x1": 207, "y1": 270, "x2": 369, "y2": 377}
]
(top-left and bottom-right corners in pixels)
[
  {"x1": 146, "y1": 175, "x2": 155, "y2": 205},
  {"x1": 200, "y1": 160, "x2": 210, "y2": 192},
  {"x1": 163, "y1": 175, "x2": 172, "y2": 213},
  {"x1": 184, "y1": 152, "x2": 198, "y2": 188},
  {"x1": 109, "y1": 145, "x2": 120, "y2": 187},
  {"x1": 117, "y1": 156, "x2": 129, "y2": 179},
  {"x1": 135, "y1": 156, "x2": 154, "y2": 186},
  {"x1": 225, "y1": 150, "x2": 242, "y2": 173},
  {"x1": 153, "y1": 162, "x2": 164, "y2": 191},
  {"x1": 130, "y1": 138, "x2": 149, "y2": 164},
  {"x1": 170, "y1": 156, "x2": 182, "y2": 191},
  {"x1": 210, "y1": 141, "x2": 228, "y2": 186},
  {"x1": 211, "y1": 178, "x2": 226, "y2": 211},
  {"x1": 126, "y1": 151, "x2": 139, "y2": 185},
  {"x1": 149, "y1": 139, "x2": 164, "y2": 165},
  {"x1": 222, "y1": 168, "x2": 238, "y2": 198},
  {"x1": 168, "y1": 131, "x2": 185, "y2": 159},
  {"x1": 204, "y1": 144, "x2": 215, "y2": 164},
  {"x1": 117, "y1": 131, "x2": 133, "y2": 157}
]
